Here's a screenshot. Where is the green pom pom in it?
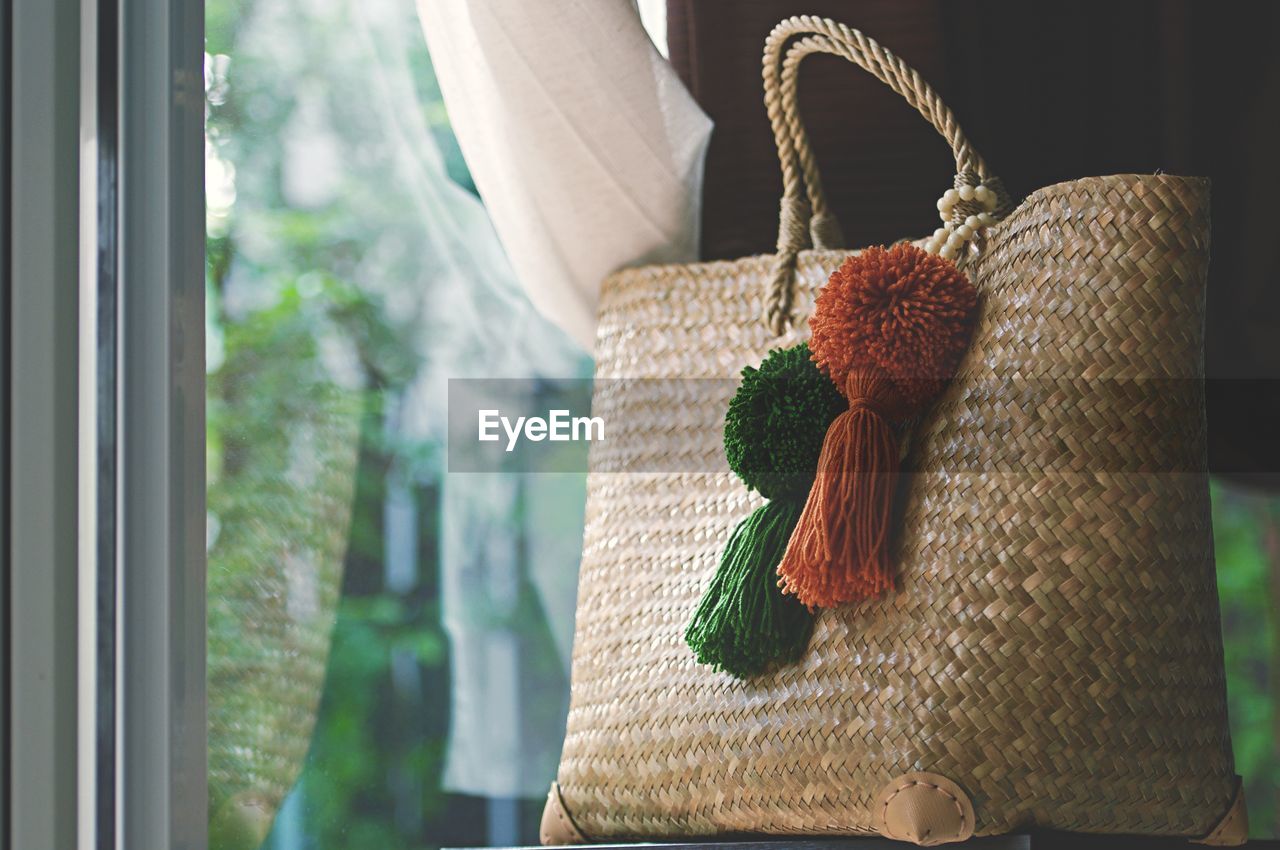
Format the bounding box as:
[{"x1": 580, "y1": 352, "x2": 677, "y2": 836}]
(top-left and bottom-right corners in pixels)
[
  {"x1": 685, "y1": 498, "x2": 814, "y2": 679},
  {"x1": 724, "y1": 342, "x2": 846, "y2": 500}
]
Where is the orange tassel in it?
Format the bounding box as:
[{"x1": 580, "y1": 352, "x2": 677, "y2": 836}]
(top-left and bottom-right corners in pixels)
[
  {"x1": 778, "y1": 368, "x2": 899, "y2": 606},
  {"x1": 777, "y1": 244, "x2": 979, "y2": 608}
]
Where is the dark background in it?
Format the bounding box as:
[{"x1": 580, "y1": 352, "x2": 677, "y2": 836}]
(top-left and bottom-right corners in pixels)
[{"x1": 667, "y1": 0, "x2": 1280, "y2": 483}]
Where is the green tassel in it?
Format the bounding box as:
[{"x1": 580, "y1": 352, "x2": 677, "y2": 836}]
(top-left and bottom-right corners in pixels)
[{"x1": 684, "y1": 498, "x2": 813, "y2": 679}]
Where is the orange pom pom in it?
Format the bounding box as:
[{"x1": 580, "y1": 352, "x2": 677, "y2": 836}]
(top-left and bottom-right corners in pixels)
[
  {"x1": 779, "y1": 244, "x2": 978, "y2": 608},
  {"x1": 810, "y1": 243, "x2": 977, "y2": 414}
]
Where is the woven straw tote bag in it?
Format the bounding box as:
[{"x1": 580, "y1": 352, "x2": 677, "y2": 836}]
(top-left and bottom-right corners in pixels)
[{"x1": 540, "y1": 16, "x2": 1246, "y2": 847}]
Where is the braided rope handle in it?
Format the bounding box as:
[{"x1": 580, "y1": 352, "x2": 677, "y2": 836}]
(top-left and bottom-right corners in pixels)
[{"x1": 762, "y1": 17, "x2": 1006, "y2": 334}]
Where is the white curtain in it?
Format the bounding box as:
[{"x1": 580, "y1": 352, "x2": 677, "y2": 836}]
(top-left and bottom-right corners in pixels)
[
  {"x1": 350, "y1": 1, "x2": 595, "y2": 802},
  {"x1": 412, "y1": 0, "x2": 712, "y2": 800},
  {"x1": 416, "y1": 0, "x2": 713, "y2": 350}
]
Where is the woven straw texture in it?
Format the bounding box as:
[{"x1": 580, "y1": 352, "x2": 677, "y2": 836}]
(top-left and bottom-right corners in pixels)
[{"x1": 557, "y1": 172, "x2": 1236, "y2": 840}]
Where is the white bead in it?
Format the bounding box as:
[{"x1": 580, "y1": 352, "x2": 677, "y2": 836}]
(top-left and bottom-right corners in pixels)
[
  {"x1": 939, "y1": 244, "x2": 957, "y2": 260},
  {"x1": 939, "y1": 208, "x2": 952, "y2": 222},
  {"x1": 973, "y1": 185, "x2": 991, "y2": 203},
  {"x1": 981, "y1": 193, "x2": 998, "y2": 211},
  {"x1": 977, "y1": 212, "x2": 996, "y2": 227},
  {"x1": 942, "y1": 188, "x2": 959, "y2": 206},
  {"x1": 932, "y1": 227, "x2": 948, "y2": 240},
  {"x1": 925, "y1": 238, "x2": 940, "y2": 254},
  {"x1": 964, "y1": 215, "x2": 981, "y2": 230},
  {"x1": 958, "y1": 185, "x2": 975, "y2": 201},
  {"x1": 935, "y1": 197, "x2": 950, "y2": 211},
  {"x1": 946, "y1": 232, "x2": 965, "y2": 249},
  {"x1": 955, "y1": 224, "x2": 973, "y2": 239}
]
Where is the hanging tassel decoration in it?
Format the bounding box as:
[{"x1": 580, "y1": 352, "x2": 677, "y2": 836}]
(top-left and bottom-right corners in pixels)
[
  {"x1": 685, "y1": 499, "x2": 808, "y2": 678},
  {"x1": 778, "y1": 244, "x2": 979, "y2": 608},
  {"x1": 685, "y1": 343, "x2": 845, "y2": 678}
]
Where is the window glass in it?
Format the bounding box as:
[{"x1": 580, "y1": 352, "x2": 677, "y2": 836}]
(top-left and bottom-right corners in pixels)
[{"x1": 204, "y1": 1, "x2": 588, "y2": 848}]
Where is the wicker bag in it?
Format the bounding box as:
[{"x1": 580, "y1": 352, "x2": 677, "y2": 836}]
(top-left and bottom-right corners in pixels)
[{"x1": 541, "y1": 16, "x2": 1246, "y2": 847}]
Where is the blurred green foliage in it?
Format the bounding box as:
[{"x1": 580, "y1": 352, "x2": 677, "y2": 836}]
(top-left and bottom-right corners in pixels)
[
  {"x1": 1212, "y1": 481, "x2": 1280, "y2": 837},
  {"x1": 296, "y1": 592, "x2": 450, "y2": 849},
  {"x1": 205, "y1": 0, "x2": 470, "y2": 846}
]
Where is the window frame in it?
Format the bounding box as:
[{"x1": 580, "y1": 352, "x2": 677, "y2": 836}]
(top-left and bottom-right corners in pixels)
[
  {"x1": 6, "y1": 0, "x2": 206, "y2": 847},
  {"x1": 8, "y1": 0, "x2": 85, "y2": 846},
  {"x1": 110, "y1": 0, "x2": 207, "y2": 846}
]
